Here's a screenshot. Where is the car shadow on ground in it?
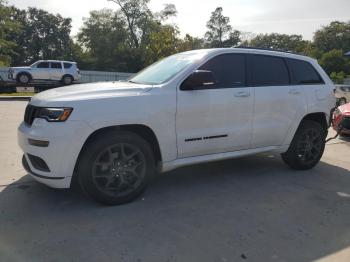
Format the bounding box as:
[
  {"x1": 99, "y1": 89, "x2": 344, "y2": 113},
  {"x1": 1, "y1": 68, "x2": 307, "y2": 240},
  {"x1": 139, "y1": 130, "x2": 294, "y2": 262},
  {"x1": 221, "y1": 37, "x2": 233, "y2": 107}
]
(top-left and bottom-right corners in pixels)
[{"x1": 1, "y1": 154, "x2": 350, "y2": 262}]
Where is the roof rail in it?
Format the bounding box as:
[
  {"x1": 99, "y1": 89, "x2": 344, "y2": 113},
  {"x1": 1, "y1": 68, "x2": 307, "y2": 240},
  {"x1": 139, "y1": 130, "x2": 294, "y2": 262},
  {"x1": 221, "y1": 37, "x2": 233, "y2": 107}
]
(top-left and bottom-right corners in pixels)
[{"x1": 235, "y1": 46, "x2": 305, "y2": 56}]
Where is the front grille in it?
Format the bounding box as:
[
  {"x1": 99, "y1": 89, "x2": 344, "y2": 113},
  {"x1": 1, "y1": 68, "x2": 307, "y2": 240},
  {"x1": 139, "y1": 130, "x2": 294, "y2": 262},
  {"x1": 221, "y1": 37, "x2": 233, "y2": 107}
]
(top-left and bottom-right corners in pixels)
[{"x1": 24, "y1": 105, "x2": 40, "y2": 126}]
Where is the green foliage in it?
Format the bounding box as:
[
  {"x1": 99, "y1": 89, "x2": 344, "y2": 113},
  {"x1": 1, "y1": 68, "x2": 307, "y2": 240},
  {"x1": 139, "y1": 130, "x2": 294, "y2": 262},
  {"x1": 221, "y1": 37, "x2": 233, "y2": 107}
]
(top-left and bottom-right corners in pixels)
[
  {"x1": 0, "y1": 1, "x2": 349, "y2": 82},
  {"x1": 0, "y1": 0, "x2": 21, "y2": 66},
  {"x1": 8, "y1": 7, "x2": 73, "y2": 65},
  {"x1": 314, "y1": 21, "x2": 350, "y2": 53},
  {"x1": 330, "y1": 71, "x2": 347, "y2": 84},
  {"x1": 246, "y1": 33, "x2": 310, "y2": 53},
  {"x1": 319, "y1": 49, "x2": 350, "y2": 75}
]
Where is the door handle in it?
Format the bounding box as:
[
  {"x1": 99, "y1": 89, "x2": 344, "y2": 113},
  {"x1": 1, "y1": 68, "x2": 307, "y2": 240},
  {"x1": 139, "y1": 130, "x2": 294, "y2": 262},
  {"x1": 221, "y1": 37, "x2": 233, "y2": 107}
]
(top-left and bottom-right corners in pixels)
[
  {"x1": 234, "y1": 91, "x2": 250, "y2": 97},
  {"x1": 289, "y1": 89, "x2": 301, "y2": 95}
]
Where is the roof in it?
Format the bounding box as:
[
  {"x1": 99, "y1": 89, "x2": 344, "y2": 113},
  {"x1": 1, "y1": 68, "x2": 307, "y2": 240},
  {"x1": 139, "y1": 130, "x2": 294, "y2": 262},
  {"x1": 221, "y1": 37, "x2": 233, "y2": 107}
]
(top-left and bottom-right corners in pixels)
[
  {"x1": 36, "y1": 60, "x2": 76, "y2": 63},
  {"x1": 180, "y1": 48, "x2": 314, "y2": 62}
]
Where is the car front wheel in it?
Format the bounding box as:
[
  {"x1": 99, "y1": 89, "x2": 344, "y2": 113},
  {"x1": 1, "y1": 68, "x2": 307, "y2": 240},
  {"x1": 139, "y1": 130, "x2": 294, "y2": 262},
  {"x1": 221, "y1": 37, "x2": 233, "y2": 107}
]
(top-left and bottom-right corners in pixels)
[
  {"x1": 17, "y1": 73, "x2": 31, "y2": 84},
  {"x1": 77, "y1": 130, "x2": 155, "y2": 205},
  {"x1": 281, "y1": 120, "x2": 326, "y2": 170}
]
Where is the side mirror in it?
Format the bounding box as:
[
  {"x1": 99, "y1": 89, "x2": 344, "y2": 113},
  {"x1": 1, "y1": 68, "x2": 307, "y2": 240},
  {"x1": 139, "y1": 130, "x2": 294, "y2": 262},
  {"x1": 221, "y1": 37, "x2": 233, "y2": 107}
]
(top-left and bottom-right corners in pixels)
[{"x1": 180, "y1": 70, "x2": 217, "y2": 91}]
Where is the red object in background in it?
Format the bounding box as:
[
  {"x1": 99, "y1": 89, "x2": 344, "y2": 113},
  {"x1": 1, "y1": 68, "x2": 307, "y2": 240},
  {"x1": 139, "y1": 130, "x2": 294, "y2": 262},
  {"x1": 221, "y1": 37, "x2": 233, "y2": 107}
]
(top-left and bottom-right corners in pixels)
[{"x1": 333, "y1": 103, "x2": 350, "y2": 135}]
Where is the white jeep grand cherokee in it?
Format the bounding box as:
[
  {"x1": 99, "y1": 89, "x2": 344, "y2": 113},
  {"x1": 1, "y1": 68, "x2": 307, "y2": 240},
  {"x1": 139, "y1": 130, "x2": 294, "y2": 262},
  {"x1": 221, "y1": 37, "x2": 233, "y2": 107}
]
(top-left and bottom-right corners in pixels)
[
  {"x1": 9, "y1": 60, "x2": 81, "y2": 85},
  {"x1": 18, "y1": 48, "x2": 335, "y2": 205}
]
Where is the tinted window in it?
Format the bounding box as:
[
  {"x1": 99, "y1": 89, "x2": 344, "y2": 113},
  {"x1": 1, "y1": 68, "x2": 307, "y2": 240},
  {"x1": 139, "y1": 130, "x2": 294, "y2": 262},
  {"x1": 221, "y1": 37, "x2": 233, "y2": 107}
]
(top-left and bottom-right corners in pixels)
[
  {"x1": 51, "y1": 62, "x2": 62, "y2": 69},
  {"x1": 286, "y1": 58, "x2": 324, "y2": 85},
  {"x1": 64, "y1": 63, "x2": 73, "y2": 69},
  {"x1": 198, "y1": 54, "x2": 246, "y2": 88},
  {"x1": 251, "y1": 55, "x2": 289, "y2": 86},
  {"x1": 37, "y1": 62, "x2": 49, "y2": 68}
]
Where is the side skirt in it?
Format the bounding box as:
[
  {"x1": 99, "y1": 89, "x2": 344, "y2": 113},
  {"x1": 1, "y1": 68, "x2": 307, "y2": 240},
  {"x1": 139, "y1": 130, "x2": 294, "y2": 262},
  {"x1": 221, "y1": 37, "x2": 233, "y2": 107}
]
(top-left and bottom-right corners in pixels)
[{"x1": 161, "y1": 146, "x2": 279, "y2": 172}]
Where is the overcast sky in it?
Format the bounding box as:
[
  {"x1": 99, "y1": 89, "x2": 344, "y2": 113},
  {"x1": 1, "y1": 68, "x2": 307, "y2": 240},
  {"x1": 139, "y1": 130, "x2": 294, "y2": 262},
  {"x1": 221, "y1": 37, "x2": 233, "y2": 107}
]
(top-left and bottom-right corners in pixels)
[{"x1": 7, "y1": 0, "x2": 350, "y2": 40}]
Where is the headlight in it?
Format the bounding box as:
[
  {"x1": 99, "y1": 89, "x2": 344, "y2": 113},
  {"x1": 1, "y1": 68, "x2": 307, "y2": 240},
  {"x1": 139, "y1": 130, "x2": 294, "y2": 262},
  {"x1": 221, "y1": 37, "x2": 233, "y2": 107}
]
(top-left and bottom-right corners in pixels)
[{"x1": 37, "y1": 107, "x2": 73, "y2": 122}]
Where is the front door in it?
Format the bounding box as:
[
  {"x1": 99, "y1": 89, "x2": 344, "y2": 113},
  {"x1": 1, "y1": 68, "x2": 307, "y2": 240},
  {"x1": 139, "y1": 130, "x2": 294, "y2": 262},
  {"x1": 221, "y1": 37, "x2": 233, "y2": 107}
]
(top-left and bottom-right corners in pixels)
[
  {"x1": 176, "y1": 53, "x2": 254, "y2": 158},
  {"x1": 33, "y1": 61, "x2": 50, "y2": 80}
]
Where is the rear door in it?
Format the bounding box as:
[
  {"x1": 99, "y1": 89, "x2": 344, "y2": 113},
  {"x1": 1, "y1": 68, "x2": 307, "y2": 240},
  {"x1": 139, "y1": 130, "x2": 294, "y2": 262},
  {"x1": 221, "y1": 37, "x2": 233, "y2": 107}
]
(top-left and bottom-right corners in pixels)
[
  {"x1": 176, "y1": 53, "x2": 254, "y2": 158},
  {"x1": 50, "y1": 62, "x2": 63, "y2": 80},
  {"x1": 249, "y1": 54, "x2": 306, "y2": 148},
  {"x1": 286, "y1": 58, "x2": 331, "y2": 115}
]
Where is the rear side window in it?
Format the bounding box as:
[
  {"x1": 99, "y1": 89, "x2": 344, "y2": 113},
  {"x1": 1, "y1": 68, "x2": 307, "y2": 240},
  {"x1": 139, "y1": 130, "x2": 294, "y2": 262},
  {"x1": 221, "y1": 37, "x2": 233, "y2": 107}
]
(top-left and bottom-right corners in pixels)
[
  {"x1": 199, "y1": 54, "x2": 246, "y2": 88},
  {"x1": 51, "y1": 62, "x2": 62, "y2": 69},
  {"x1": 64, "y1": 63, "x2": 73, "y2": 69},
  {"x1": 251, "y1": 55, "x2": 289, "y2": 86},
  {"x1": 286, "y1": 59, "x2": 324, "y2": 85},
  {"x1": 37, "y1": 62, "x2": 49, "y2": 68}
]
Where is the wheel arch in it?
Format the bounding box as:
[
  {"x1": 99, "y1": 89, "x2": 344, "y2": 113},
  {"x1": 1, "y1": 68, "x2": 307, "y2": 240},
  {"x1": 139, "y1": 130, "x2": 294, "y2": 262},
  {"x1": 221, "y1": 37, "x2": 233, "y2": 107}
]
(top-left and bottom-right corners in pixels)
[
  {"x1": 61, "y1": 74, "x2": 74, "y2": 81},
  {"x1": 73, "y1": 124, "x2": 162, "y2": 178},
  {"x1": 16, "y1": 71, "x2": 32, "y2": 81},
  {"x1": 301, "y1": 112, "x2": 328, "y2": 132}
]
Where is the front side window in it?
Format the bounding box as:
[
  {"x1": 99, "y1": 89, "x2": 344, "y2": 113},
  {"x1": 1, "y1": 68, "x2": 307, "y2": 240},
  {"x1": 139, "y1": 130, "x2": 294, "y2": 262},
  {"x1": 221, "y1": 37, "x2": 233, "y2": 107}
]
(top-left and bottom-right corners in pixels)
[
  {"x1": 286, "y1": 58, "x2": 324, "y2": 85},
  {"x1": 37, "y1": 62, "x2": 49, "y2": 68},
  {"x1": 251, "y1": 55, "x2": 289, "y2": 86},
  {"x1": 51, "y1": 62, "x2": 62, "y2": 69},
  {"x1": 198, "y1": 54, "x2": 246, "y2": 88}
]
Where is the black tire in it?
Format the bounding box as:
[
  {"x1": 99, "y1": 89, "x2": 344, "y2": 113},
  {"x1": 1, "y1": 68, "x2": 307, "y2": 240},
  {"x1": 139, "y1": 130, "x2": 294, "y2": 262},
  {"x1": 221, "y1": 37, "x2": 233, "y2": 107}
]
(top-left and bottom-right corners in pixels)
[
  {"x1": 17, "y1": 73, "x2": 31, "y2": 84},
  {"x1": 339, "y1": 97, "x2": 347, "y2": 106},
  {"x1": 62, "y1": 75, "x2": 73, "y2": 85},
  {"x1": 281, "y1": 120, "x2": 326, "y2": 170},
  {"x1": 77, "y1": 130, "x2": 155, "y2": 205}
]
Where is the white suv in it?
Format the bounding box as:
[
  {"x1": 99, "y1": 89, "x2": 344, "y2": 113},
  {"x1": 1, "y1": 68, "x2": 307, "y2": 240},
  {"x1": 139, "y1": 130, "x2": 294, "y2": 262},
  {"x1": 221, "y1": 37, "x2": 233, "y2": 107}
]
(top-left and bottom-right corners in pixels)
[
  {"x1": 8, "y1": 60, "x2": 81, "y2": 85},
  {"x1": 18, "y1": 48, "x2": 335, "y2": 205}
]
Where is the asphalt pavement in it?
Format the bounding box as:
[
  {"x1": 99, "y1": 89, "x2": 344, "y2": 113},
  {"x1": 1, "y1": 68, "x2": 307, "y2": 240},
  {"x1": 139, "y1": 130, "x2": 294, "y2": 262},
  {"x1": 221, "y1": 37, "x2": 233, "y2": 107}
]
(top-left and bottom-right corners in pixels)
[{"x1": 0, "y1": 101, "x2": 350, "y2": 262}]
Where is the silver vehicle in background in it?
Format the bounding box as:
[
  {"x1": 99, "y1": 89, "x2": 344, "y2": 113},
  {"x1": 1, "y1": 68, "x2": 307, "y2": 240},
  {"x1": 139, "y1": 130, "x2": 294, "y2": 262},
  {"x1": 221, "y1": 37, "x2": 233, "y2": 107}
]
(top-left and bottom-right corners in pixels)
[
  {"x1": 8, "y1": 60, "x2": 81, "y2": 85},
  {"x1": 334, "y1": 85, "x2": 350, "y2": 105}
]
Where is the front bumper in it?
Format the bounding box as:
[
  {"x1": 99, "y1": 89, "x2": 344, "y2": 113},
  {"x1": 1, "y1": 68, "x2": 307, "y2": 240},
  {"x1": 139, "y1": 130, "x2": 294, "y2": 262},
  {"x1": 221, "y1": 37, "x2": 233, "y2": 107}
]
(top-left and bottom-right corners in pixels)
[{"x1": 18, "y1": 118, "x2": 93, "y2": 188}]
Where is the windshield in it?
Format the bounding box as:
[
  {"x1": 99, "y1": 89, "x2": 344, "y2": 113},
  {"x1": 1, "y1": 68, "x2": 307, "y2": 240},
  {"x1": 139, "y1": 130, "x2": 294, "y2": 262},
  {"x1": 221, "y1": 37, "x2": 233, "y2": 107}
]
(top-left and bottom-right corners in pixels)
[
  {"x1": 30, "y1": 61, "x2": 39, "y2": 67},
  {"x1": 129, "y1": 51, "x2": 207, "y2": 85}
]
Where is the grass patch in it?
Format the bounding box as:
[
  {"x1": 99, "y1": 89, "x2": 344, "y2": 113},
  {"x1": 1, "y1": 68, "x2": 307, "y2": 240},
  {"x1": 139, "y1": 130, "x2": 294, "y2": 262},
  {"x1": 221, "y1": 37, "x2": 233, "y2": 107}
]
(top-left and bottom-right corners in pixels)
[{"x1": 0, "y1": 92, "x2": 35, "y2": 96}]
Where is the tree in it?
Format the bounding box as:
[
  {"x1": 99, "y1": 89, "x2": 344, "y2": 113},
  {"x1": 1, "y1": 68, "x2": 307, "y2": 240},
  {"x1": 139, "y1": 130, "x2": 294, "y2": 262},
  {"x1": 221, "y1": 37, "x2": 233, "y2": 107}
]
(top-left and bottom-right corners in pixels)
[
  {"x1": 77, "y1": 9, "x2": 130, "y2": 71},
  {"x1": 178, "y1": 34, "x2": 204, "y2": 52},
  {"x1": 107, "y1": 0, "x2": 152, "y2": 48},
  {"x1": 314, "y1": 21, "x2": 350, "y2": 53},
  {"x1": 205, "y1": 7, "x2": 233, "y2": 47},
  {"x1": 246, "y1": 33, "x2": 309, "y2": 53},
  {"x1": 319, "y1": 49, "x2": 350, "y2": 75},
  {"x1": 0, "y1": 0, "x2": 21, "y2": 66},
  {"x1": 9, "y1": 7, "x2": 73, "y2": 65}
]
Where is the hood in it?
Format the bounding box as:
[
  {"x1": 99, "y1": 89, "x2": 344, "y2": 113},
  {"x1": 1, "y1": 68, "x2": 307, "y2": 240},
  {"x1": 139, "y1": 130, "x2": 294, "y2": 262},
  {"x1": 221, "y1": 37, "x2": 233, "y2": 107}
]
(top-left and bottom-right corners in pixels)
[
  {"x1": 30, "y1": 81, "x2": 153, "y2": 106},
  {"x1": 10, "y1": 66, "x2": 31, "y2": 71}
]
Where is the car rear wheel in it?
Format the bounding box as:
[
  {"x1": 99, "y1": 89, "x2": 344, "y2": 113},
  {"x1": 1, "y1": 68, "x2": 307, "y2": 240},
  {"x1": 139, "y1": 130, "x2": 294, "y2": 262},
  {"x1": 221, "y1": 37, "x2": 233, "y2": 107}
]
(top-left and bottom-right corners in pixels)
[
  {"x1": 281, "y1": 120, "x2": 326, "y2": 170},
  {"x1": 62, "y1": 75, "x2": 73, "y2": 85},
  {"x1": 77, "y1": 130, "x2": 155, "y2": 205},
  {"x1": 17, "y1": 73, "x2": 31, "y2": 84}
]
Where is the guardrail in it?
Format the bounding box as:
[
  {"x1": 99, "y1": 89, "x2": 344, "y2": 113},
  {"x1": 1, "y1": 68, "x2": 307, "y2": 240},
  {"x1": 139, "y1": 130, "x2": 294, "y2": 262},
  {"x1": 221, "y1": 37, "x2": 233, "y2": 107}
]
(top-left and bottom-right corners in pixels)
[{"x1": 0, "y1": 67, "x2": 133, "y2": 84}]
